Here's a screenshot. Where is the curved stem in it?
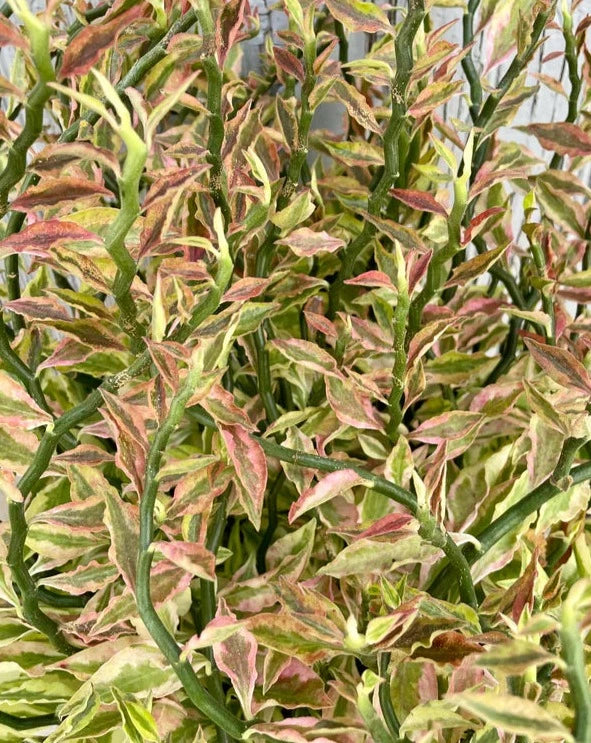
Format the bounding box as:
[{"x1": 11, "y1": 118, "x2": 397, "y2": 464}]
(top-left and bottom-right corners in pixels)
[
  {"x1": 429, "y1": 438, "x2": 588, "y2": 597},
  {"x1": 328, "y1": 0, "x2": 425, "y2": 317},
  {"x1": 136, "y1": 363, "x2": 246, "y2": 739},
  {"x1": 195, "y1": 0, "x2": 231, "y2": 225},
  {"x1": 560, "y1": 585, "x2": 591, "y2": 743}
]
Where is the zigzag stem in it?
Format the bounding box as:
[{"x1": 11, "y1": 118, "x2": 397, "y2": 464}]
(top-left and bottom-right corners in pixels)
[
  {"x1": 104, "y1": 129, "x2": 147, "y2": 352},
  {"x1": 407, "y1": 6, "x2": 551, "y2": 338},
  {"x1": 253, "y1": 35, "x2": 317, "y2": 424},
  {"x1": 1, "y1": 10, "x2": 198, "y2": 325},
  {"x1": 195, "y1": 0, "x2": 231, "y2": 226},
  {"x1": 461, "y1": 0, "x2": 482, "y2": 120},
  {"x1": 429, "y1": 436, "x2": 588, "y2": 597},
  {"x1": 5, "y1": 235, "x2": 232, "y2": 651},
  {"x1": 560, "y1": 582, "x2": 591, "y2": 743},
  {"x1": 328, "y1": 0, "x2": 425, "y2": 318},
  {"x1": 136, "y1": 362, "x2": 246, "y2": 739}
]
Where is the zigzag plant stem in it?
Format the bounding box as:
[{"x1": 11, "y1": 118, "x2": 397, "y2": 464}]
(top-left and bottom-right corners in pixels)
[
  {"x1": 195, "y1": 0, "x2": 231, "y2": 225},
  {"x1": 5, "y1": 234, "x2": 232, "y2": 651},
  {"x1": 429, "y1": 436, "x2": 587, "y2": 597},
  {"x1": 136, "y1": 361, "x2": 246, "y2": 740},
  {"x1": 253, "y1": 34, "x2": 317, "y2": 424},
  {"x1": 328, "y1": 0, "x2": 425, "y2": 318},
  {"x1": 408, "y1": 6, "x2": 552, "y2": 337}
]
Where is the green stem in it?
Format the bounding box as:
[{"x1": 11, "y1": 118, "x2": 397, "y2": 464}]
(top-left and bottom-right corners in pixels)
[
  {"x1": 429, "y1": 437, "x2": 587, "y2": 597},
  {"x1": 199, "y1": 490, "x2": 232, "y2": 743},
  {"x1": 256, "y1": 470, "x2": 285, "y2": 573},
  {"x1": 105, "y1": 130, "x2": 148, "y2": 350},
  {"x1": 0, "y1": 711, "x2": 58, "y2": 731},
  {"x1": 386, "y1": 255, "x2": 410, "y2": 442},
  {"x1": 253, "y1": 35, "x2": 317, "y2": 424},
  {"x1": 461, "y1": 0, "x2": 482, "y2": 121},
  {"x1": 136, "y1": 363, "x2": 246, "y2": 739},
  {"x1": 560, "y1": 586, "x2": 591, "y2": 743},
  {"x1": 378, "y1": 653, "x2": 401, "y2": 738},
  {"x1": 550, "y1": 3, "x2": 581, "y2": 170},
  {"x1": 528, "y1": 236, "x2": 555, "y2": 344},
  {"x1": 195, "y1": 0, "x2": 231, "y2": 225},
  {"x1": 7, "y1": 500, "x2": 76, "y2": 655},
  {"x1": 255, "y1": 438, "x2": 478, "y2": 609},
  {"x1": 328, "y1": 0, "x2": 425, "y2": 317}
]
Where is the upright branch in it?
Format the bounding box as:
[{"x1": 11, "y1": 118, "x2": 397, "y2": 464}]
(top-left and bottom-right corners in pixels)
[
  {"x1": 461, "y1": 0, "x2": 482, "y2": 121},
  {"x1": 328, "y1": 0, "x2": 425, "y2": 317},
  {"x1": 253, "y1": 10, "x2": 318, "y2": 424},
  {"x1": 135, "y1": 352, "x2": 246, "y2": 740},
  {"x1": 407, "y1": 3, "x2": 551, "y2": 338},
  {"x1": 50, "y1": 72, "x2": 148, "y2": 349},
  {"x1": 560, "y1": 581, "x2": 591, "y2": 743},
  {"x1": 195, "y1": 0, "x2": 231, "y2": 225},
  {"x1": 386, "y1": 244, "x2": 410, "y2": 442},
  {"x1": 0, "y1": 1, "x2": 55, "y2": 316}
]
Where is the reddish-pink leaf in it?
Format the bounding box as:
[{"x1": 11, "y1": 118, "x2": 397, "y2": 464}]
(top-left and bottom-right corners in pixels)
[
  {"x1": 220, "y1": 425, "x2": 267, "y2": 529},
  {"x1": 462, "y1": 207, "x2": 504, "y2": 245},
  {"x1": 289, "y1": 469, "x2": 370, "y2": 523},
  {"x1": 303, "y1": 311, "x2": 338, "y2": 340},
  {"x1": 59, "y1": 4, "x2": 146, "y2": 78},
  {"x1": 11, "y1": 178, "x2": 111, "y2": 212},
  {"x1": 408, "y1": 80, "x2": 463, "y2": 118},
  {"x1": 201, "y1": 385, "x2": 254, "y2": 429},
  {"x1": 277, "y1": 228, "x2": 345, "y2": 257},
  {"x1": 410, "y1": 411, "x2": 484, "y2": 444},
  {"x1": 273, "y1": 47, "x2": 305, "y2": 83},
  {"x1": 5, "y1": 296, "x2": 71, "y2": 321},
  {"x1": 344, "y1": 271, "x2": 395, "y2": 289},
  {"x1": 391, "y1": 188, "x2": 447, "y2": 216},
  {"x1": 216, "y1": 0, "x2": 249, "y2": 66},
  {"x1": 523, "y1": 122, "x2": 591, "y2": 157},
  {"x1": 37, "y1": 338, "x2": 93, "y2": 371},
  {"x1": 407, "y1": 249, "x2": 432, "y2": 295},
  {"x1": 0, "y1": 370, "x2": 52, "y2": 429},
  {"x1": 30, "y1": 142, "x2": 120, "y2": 177},
  {"x1": 101, "y1": 391, "x2": 148, "y2": 494},
  {"x1": 524, "y1": 339, "x2": 591, "y2": 394},
  {"x1": 211, "y1": 602, "x2": 258, "y2": 718},
  {"x1": 325, "y1": 375, "x2": 383, "y2": 430},
  {"x1": 324, "y1": 0, "x2": 392, "y2": 33},
  {"x1": 0, "y1": 220, "x2": 100, "y2": 259},
  {"x1": 155, "y1": 541, "x2": 216, "y2": 582},
  {"x1": 223, "y1": 277, "x2": 271, "y2": 302},
  {"x1": 271, "y1": 338, "x2": 341, "y2": 377},
  {"x1": 357, "y1": 513, "x2": 414, "y2": 540},
  {"x1": 0, "y1": 16, "x2": 28, "y2": 49}
]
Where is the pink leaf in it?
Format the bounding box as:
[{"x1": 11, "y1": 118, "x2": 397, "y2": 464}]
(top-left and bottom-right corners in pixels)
[
  {"x1": 289, "y1": 469, "x2": 370, "y2": 523},
  {"x1": 154, "y1": 541, "x2": 216, "y2": 582},
  {"x1": 212, "y1": 601, "x2": 258, "y2": 719},
  {"x1": 220, "y1": 425, "x2": 267, "y2": 529},
  {"x1": 524, "y1": 339, "x2": 591, "y2": 394},
  {"x1": 391, "y1": 188, "x2": 447, "y2": 216}
]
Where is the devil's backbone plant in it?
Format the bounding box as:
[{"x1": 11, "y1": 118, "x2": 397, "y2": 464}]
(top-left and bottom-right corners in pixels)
[{"x1": 0, "y1": 0, "x2": 591, "y2": 740}]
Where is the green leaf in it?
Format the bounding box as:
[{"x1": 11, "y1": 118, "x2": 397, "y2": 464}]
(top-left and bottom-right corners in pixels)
[{"x1": 453, "y1": 693, "x2": 573, "y2": 741}]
